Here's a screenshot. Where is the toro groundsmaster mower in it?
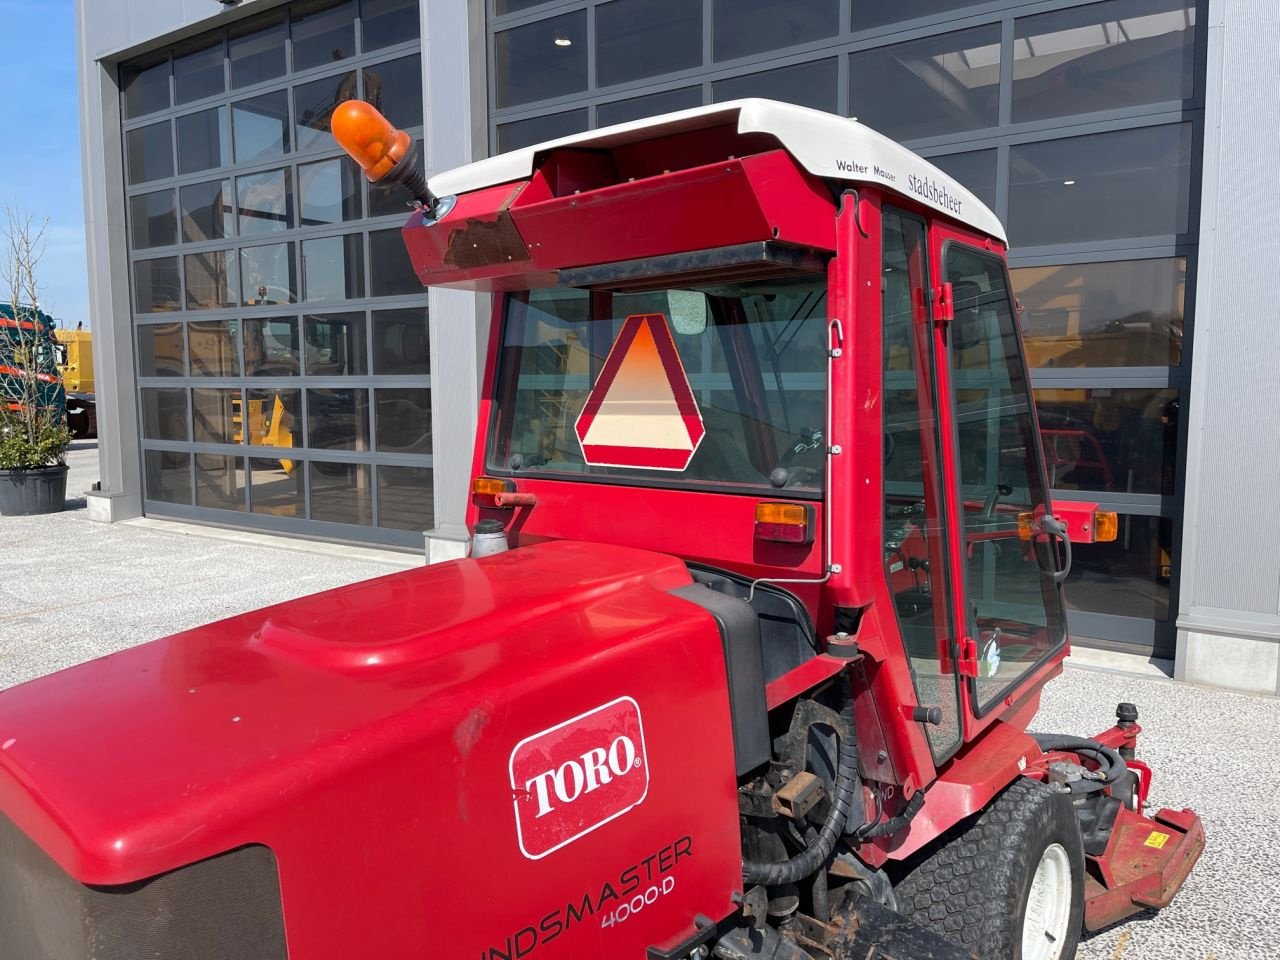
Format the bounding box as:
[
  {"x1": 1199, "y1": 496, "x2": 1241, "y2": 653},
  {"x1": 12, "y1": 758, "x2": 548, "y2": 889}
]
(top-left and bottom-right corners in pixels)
[{"x1": 0, "y1": 99, "x2": 1201, "y2": 960}]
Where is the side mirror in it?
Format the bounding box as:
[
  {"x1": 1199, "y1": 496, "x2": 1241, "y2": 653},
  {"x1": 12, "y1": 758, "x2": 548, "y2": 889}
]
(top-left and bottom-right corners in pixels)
[
  {"x1": 950, "y1": 280, "x2": 986, "y2": 350},
  {"x1": 667, "y1": 290, "x2": 708, "y2": 336}
]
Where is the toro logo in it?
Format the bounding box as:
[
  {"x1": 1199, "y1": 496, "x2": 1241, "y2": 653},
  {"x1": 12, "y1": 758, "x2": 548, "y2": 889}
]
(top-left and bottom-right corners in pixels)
[{"x1": 509, "y1": 696, "x2": 649, "y2": 860}]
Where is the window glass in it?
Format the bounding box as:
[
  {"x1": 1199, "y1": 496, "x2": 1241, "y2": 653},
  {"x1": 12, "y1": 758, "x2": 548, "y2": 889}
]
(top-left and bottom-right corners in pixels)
[
  {"x1": 369, "y1": 228, "x2": 421, "y2": 296},
  {"x1": 144, "y1": 450, "x2": 192, "y2": 504},
  {"x1": 188, "y1": 319, "x2": 241, "y2": 376},
  {"x1": 376, "y1": 388, "x2": 431, "y2": 454},
  {"x1": 378, "y1": 465, "x2": 433, "y2": 531},
  {"x1": 141, "y1": 387, "x2": 189, "y2": 440},
  {"x1": 1065, "y1": 515, "x2": 1172, "y2": 621},
  {"x1": 247, "y1": 390, "x2": 301, "y2": 449},
  {"x1": 241, "y1": 243, "x2": 298, "y2": 305},
  {"x1": 230, "y1": 14, "x2": 287, "y2": 89},
  {"x1": 363, "y1": 54, "x2": 424, "y2": 129},
  {"x1": 305, "y1": 313, "x2": 367, "y2": 375},
  {"x1": 495, "y1": 0, "x2": 553, "y2": 12},
  {"x1": 137, "y1": 323, "x2": 186, "y2": 377},
  {"x1": 1008, "y1": 124, "x2": 1192, "y2": 246},
  {"x1": 180, "y1": 179, "x2": 234, "y2": 243},
  {"x1": 176, "y1": 107, "x2": 231, "y2": 175},
  {"x1": 300, "y1": 157, "x2": 362, "y2": 224},
  {"x1": 134, "y1": 257, "x2": 181, "y2": 313},
  {"x1": 713, "y1": 58, "x2": 838, "y2": 113},
  {"x1": 193, "y1": 388, "x2": 243, "y2": 443},
  {"x1": 307, "y1": 389, "x2": 371, "y2": 450},
  {"x1": 244, "y1": 317, "x2": 301, "y2": 376},
  {"x1": 715, "y1": 0, "x2": 838, "y2": 62},
  {"x1": 927, "y1": 149, "x2": 997, "y2": 212},
  {"x1": 174, "y1": 37, "x2": 225, "y2": 105},
  {"x1": 494, "y1": 12, "x2": 587, "y2": 108},
  {"x1": 295, "y1": 71, "x2": 358, "y2": 152},
  {"x1": 1014, "y1": 0, "x2": 1197, "y2": 123},
  {"x1": 126, "y1": 121, "x2": 174, "y2": 185},
  {"x1": 372, "y1": 308, "x2": 428, "y2": 374},
  {"x1": 237, "y1": 168, "x2": 293, "y2": 236},
  {"x1": 130, "y1": 190, "x2": 177, "y2": 249},
  {"x1": 233, "y1": 91, "x2": 291, "y2": 163},
  {"x1": 195, "y1": 453, "x2": 246, "y2": 511},
  {"x1": 123, "y1": 56, "x2": 170, "y2": 119},
  {"x1": 362, "y1": 0, "x2": 421, "y2": 51},
  {"x1": 250, "y1": 456, "x2": 304, "y2": 516},
  {"x1": 309, "y1": 461, "x2": 372, "y2": 524},
  {"x1": 369, "y1": 139, "x2": 424, "y2": 216},
  {"x1": 291, "y1": 0, "x2": 357, "y2": 72},
  {"x1": 185, "y1": 250, "x2": 237, "y2": 310},
  {"x1": 596, "y1": 0, "x2": 702, "y2": 87},
  {"x1": 850, "y1": 26, "x2": 1000, "y2": 141},
  {"x1": 303, "y1": 235, "x2": 366, "y2": 302},
  {"x1": 597, "y1": 88, "x2": 701, "y2": 127},
  {"x1": 1012, "y1": 258, "x2": 1185, "y2": 368},
  {"x1": 495, "y1": 110, "x2": 589, "y2": 153},
  {"x1": 854, "y1": 0, "x2": 979, "y2": 32}
]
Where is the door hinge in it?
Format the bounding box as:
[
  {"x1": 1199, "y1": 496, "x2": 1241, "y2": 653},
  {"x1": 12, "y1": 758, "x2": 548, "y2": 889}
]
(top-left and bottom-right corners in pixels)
[
  {"x1": 957, "y1": 635, "x2": 979, "y2": 678},
  {"x1": 933, "y1": 282, "x2": 955, "y2": 324}
]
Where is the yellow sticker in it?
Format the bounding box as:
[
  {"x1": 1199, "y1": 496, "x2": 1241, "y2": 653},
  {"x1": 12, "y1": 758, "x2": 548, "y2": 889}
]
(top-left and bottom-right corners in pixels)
[{"x1": 1144, "y1": 831, "x2": 1170, "y2": 849}]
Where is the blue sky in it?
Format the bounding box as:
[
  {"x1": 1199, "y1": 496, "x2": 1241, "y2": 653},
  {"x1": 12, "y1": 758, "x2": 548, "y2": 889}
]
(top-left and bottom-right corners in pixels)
[{"x1": 0, "y1": 0, "x2": 87, "y2": 326}]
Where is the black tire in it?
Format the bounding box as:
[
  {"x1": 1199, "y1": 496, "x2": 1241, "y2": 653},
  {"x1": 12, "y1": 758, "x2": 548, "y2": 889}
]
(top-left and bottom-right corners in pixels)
[{"x1": 893, "y1": 777, "x2": 1085, "y2": 960}]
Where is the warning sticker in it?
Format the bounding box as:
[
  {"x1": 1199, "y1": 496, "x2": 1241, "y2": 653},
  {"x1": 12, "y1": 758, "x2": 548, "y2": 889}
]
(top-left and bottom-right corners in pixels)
[
  {"x1": 574, "y1": 313, "x2": 705, "y2": 471},
  {"x1": 1144, "y1": 831, "x2": 1170, "y2": 849}
]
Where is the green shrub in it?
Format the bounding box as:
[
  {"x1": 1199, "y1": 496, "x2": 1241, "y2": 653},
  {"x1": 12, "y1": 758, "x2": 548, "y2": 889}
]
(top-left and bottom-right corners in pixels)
[{"x1": 0, "y1": 412, "x2": 71, "y2": 470}]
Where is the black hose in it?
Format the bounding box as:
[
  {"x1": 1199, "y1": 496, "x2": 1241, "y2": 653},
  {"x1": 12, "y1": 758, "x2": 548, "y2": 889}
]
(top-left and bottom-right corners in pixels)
[
  {"x1": 859, "y1": 789, "x2": 925, "y2": 840},
  {"x1": 1032, "y1": 733, "x2": 1127, "y2": 792},
  {"x1": 742, "y1": 697, "x2": 859, "y2": 887}
]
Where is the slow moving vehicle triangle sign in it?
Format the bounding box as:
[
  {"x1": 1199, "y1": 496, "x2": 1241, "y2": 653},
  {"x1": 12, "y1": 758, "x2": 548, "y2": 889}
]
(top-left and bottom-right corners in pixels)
[{"x1": 575, "y1": 313, "x2": 705, "y2": 471}]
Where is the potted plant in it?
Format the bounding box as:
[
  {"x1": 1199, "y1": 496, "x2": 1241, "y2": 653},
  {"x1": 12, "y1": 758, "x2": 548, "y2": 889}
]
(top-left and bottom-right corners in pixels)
[{"x1": 0, "y1": 209, "x2": 71, "y2": 516}]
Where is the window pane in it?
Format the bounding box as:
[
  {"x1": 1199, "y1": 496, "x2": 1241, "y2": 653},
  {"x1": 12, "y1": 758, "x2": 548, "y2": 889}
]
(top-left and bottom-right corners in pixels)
[
  {"x1": 372, "y1": 308, "x2": 428, "y2": 374},
  {"x1": 250, "y1": 456, "x2": 303, "y2": 516},
  {"x1": 597, "y1": 88, "x2": 701, "y2": 127},
  {"x1": 237, "y1": 168, "x2": 293, "y2": 236},
  {"x1": 362, "y1": 0, "x2": 420, "y2": 51},
  {"x1": 495, "y1": 0, "x2": 552, "y2": 12},
  {"x1": 141, "y1": 387, "x2": 189, "y2": 440},
  {"x1": 292, "y1": 0, "x2": 356, "y2": 72},
  {"x1": 180, "y1": 179, "x2": 234, "y2": 243},
  {"x1": 597, "y1": 0, "x2": 701, "y2": 87},
  {"x1": 1014, "y1": 0, "x2": 1197, "y2": 124},
  {"x1": 376, "y1": 388, "x2": 431, "y2": 454},
  {"x1": 1065, "y1": 515, "x2": 1171, "y2": 621},
  {"x1": 300, "y1": 157, "x2": 362, "y2": 225},
  {"x1": 714, "y1": 0, "x2": 837, "y2": 62},
  {"x1": 137, "y1": 322, "x2": 186, "y2": 377},
  {"x1": 174, "y1": 37, "x2": 225, "y2": 105},
  {"x1": 713, "y1": 59, "x2": 838, "y2": 113},
  {"x1": 307, "y1": 388, "x2": 370, "y2": 450},
  {"x1": 193, "y1": 388, "x2": 243, "y2": 444},
  {"x1": 495, "y1": 110, "x2": 588, "y2": 153},
  {"x1": 369, "y1": 228, "x2": 421, "y2": 297},
  {"x1": 1012, "y1": 259, "x2": 1185, "y2": 368},
  {"x1": 126, "y1": 121, "x2": 174, "y2": 185},
  {"x1": 134, "y1": 257, "x2": 181, "y2": 313},
  {"x1": 130, "y1": 190, "x2": 177, "y2": 249},
  {"x1": 185, "y1": 250, "x2": 237, "y2": 310},
  {"x1": 123, "y1": 56, "x2": 170, "y2": 119},
  {"x1": 244, "y1": 317, "x2": 300, "y2": 376},
  {"x1": 854, "y1": 0, "x2": 979, "y2": 31},
  {"x1": 368, "y1": 140, "x2": 424, "y2": 216},
  {"x1": 494, "y1": 12, "x2": 587, "y2": 108},
  {"x1": 233, "y1": 91, "x2": 290, "y2": 164},
  {"x1": 850, "y1": 26, "x2": 1000, "y2": 142},
  {"x1": 309, "y1": 461, "x2": 371, "y2": 524},
  {"x1": 363, "y1": 54, "x2": 423, "y2": 129},
  {"x1": 378, "y1": 465, "x2": 433, "y2": 530},
  {"x1": 295, "y1": 71, "x2": 358, "y2": 153},
  {"x1": 303, "y1": 235, "x2": 366, "y2": 302},
  {"x1": 241, "y1": 243, "x2": 298, "y2": 305},
  {"x1": 189, "y1": 319, "x2": 241, "y2": 376},
  {"x1": 247, "y1": 390, "x2": 300, "y2": 448},
  {"x1": 305, "y1": 312, "x2": 367, "y2": 375},
  {"x1": 195, "y1": 453, "x2": 246, "y2": 511},
  {"x1": 927, "y1": 149, "x2": 997, "y2": 212},
  {"x1": 144, "y1": 450, "x2": 191, "y2": 504},
  {"x1": 1008, "y1": 124, "x2": 1192, "y2": 246},
  {"x1": 176, "y1": 106, "x2": 230, "y2": 175},
  {"x1": 230, "y1": 14, "x2": 287, "y2": 89}
]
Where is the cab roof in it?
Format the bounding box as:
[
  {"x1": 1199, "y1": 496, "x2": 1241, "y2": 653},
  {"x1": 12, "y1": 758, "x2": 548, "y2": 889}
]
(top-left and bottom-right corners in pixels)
[{"x1": 430, "y1": 98, "x2": 1006, "y2": 244}]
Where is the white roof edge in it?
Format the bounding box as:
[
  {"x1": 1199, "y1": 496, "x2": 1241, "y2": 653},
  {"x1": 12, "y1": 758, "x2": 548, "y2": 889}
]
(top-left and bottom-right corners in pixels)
[{"x1": 427, "y1": 99, "x2": 1007, "y2": 244}]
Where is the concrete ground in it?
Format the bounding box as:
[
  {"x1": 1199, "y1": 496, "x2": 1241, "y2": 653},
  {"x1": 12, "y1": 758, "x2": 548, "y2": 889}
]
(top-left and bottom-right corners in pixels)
[{"x1": 0, "y1": 444, "x2": 1276, "y2": 959}]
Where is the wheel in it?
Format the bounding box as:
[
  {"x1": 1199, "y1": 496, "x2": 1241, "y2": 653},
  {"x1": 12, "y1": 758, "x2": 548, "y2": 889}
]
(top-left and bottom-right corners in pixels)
[{"x1": 892, "y1": 777, "x2": 1085, "y2": 960}]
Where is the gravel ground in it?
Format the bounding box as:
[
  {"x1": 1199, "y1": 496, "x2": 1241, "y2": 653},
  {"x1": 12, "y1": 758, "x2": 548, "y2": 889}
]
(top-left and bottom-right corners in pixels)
[{"x1": 0, "y1": 444, "x2": 1276, "y2": 959}]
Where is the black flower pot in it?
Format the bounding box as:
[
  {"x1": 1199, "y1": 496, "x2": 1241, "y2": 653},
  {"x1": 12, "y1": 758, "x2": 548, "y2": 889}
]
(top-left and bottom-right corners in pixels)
[{"x1": 0, "y1": 465, "x2": 68, "y2": 516}]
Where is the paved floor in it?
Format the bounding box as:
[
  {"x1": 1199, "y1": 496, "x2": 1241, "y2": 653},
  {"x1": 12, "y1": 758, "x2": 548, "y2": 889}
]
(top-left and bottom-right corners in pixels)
[{"x1": 0, "y1": 444, "x2": 1276, "y2": 959}]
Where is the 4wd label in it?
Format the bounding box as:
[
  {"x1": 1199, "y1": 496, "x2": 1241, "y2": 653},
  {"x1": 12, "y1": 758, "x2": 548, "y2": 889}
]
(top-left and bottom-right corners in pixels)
[{"x1": 510, "y1": 697, "x2": 649, "y2": 860}]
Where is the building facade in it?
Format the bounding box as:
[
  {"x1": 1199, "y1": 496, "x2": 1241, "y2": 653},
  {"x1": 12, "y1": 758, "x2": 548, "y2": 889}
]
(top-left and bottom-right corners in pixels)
[{"x1": 76, "y1": 0, "x2": 1280, "y2": 693}]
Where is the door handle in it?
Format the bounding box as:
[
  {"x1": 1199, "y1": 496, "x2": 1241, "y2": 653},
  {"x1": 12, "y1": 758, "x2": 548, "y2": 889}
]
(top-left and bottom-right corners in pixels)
[{"x1": 1040, "y1": 514, "x2": 1072, "y2": 584}]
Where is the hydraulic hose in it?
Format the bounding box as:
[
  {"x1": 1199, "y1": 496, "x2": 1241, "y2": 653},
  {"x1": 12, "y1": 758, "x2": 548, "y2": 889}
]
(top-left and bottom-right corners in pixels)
[
  {"x1": 1032, "y1": 733, "x2": 1127, "y2": 794},
  {"x1": 742, "y1": 698, "x2": 859, "y2": 887},
  {"x1": 858, "y1": 788, "x2": 925, "y2": 840}
]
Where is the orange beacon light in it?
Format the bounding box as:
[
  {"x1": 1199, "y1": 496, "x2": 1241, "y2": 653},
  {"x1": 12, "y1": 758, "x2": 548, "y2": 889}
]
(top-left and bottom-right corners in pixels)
[{"x1": 330, "y1": 100, "x2": 445, "y2": 218}]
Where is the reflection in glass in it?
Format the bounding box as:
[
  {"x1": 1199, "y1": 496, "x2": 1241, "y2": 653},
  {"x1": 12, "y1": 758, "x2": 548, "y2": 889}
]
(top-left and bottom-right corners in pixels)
[
  {"x1": 714, "y1": 0, "x2": 837, "y2": 62},
  {"x1": 193, "y1": 388, "x2": 243, "y2": 444},
  {"x1": 250, "y1": 457, "x2": 303, "y2": 516},
  {"x1": 294, "y1": 71, "x2": 358, "y2": 153},
  {"x1": 247, "y1": 390, "x2": 300, "y2": 448},
  {"x1": 237, "y1": 168, "x2": 292, "y2": 236},
  {"x1": 140, "y1": 388, "x2": 189, "y2": 440},
  {"x1": 134, "y1": 257, "x2": 181, "y2": 313},
  {"x1": 362, "y1": 0, "x2": 421, "y2": 51},
  {"x1": 363, "y1": 55, "x2": 424, "y2": 129},
  {"x1": 230, "y1": 14, "x2": 287, "y2": 88},
  {"x1": 1012, "y1": 259, "x2": 1185, "y2": 369},
  {"x1": 1008, "y1": 124, "x2": 1192, "y2": 246},
  {"x1": 307, "y1": 389, "x2": 370, "y2": 449},
  {"x1": 188, "y1": 319, "x2": 241, "y2": 376},
  {"x1": 174, "y1": 38, "x2": 225, "y2": 105},
  {"x1": 369, "y1": 228, "x2": 421, "y2": 297},
  {"x1": 233, "y1": 91, "x2": 290, "y2": 163},
  {"x1": 123, "y1": 56, "x2": 170, "y2": 119},
  {"x1": 495, "y1": 0, "x2": 553, "y2": 12},
  {"x1": 494, "y1": 13, "x2": 587, "y2": 108},
  {"x1": 195, "y1": 453, "x2": 246, "y2": 511},
  {"x1": 369, "y1": 142, "x2": 425, "y2": 216},
  {"x1": 137, "y1": 323, "x2": 185, "y2": 377},
  {"x1": 302, "y1": 235, "x2": 366, "y2": 302},
  {"x1": 596, "y1": 0, "x2": 701, "y2": 87},
  {"x1": 305, "y1": 313, "x2": 367, "y2": 375},
  {"x1": 713, "y1": 59, "x2": 838, "y2": 112},
  {"x1": 241, "y1": 243, "x2": 297, "y2": 305},
  {"x1": 495, "y1": 111, "x2": 589, "y2": 153},
  {"x1": 180, "y1": 179, "x2": 233, "y2": 242},
  {"x1": 1065, "y1": 515, "x2": 1172, "y2": 621},
  {"x1": 176, "y1": 106, "x2": 230, "y2": 175},
  {"x1": 244, "y1": 317, "x2": 301, "y2": 376},
  {"x1": 850, "y1": 26, "x2": 1001, "y2": 141},
  {"x1": 854, "y1": 0, "x2": 976, "y2": 31},
  {"x1": 144, "y1": 450, "x2": 192, "y2": 504},
  {"x1": 372, "y1": 309, "x2": 428, "y2": 374},
  {"x1": 126, "y1": 121, "x2": 174, "y2": 185},
  {"x1": 1014, "y1": 0, "x2": 1196, "y2": 123},
  {"x1": 291, "y1": 0, "x2": 356, "y2": 73},
  {"x1": 299, "y1": 157, "x2": 362, "y2": 224},
  {"x1": 597, "y1": 88, "x2": 701, "y2": 127},
  {"x1": 185, "y1": 250, "x2": 237, "y2": 310},
  {"x1": 309, "y1": 461, "x2": 371, "y2": 525},
  {"x1": 130, "y1": 190, "x2": 177, "y2": 249},
  {"x1": 378, "y1": 465, "x2": 433, "y2": 531},
  {"x1": 376, "y1": 388, "x2": 431, "y2": 454},
  {"x1": 927, "y1": 149, "x2": 998, "y2": 211}
]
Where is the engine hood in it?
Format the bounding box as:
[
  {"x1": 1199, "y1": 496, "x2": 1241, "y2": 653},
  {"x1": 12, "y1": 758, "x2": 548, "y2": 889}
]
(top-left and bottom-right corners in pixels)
[{"x1": 0, "y1": 540, "x2": 697, "y2": 886}]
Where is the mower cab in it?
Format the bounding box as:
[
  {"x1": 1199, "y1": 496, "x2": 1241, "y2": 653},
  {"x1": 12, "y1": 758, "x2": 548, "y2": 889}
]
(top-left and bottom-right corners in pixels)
[{"x1": 0, "y1": 100, "x2": 1200, "y2": 960}]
